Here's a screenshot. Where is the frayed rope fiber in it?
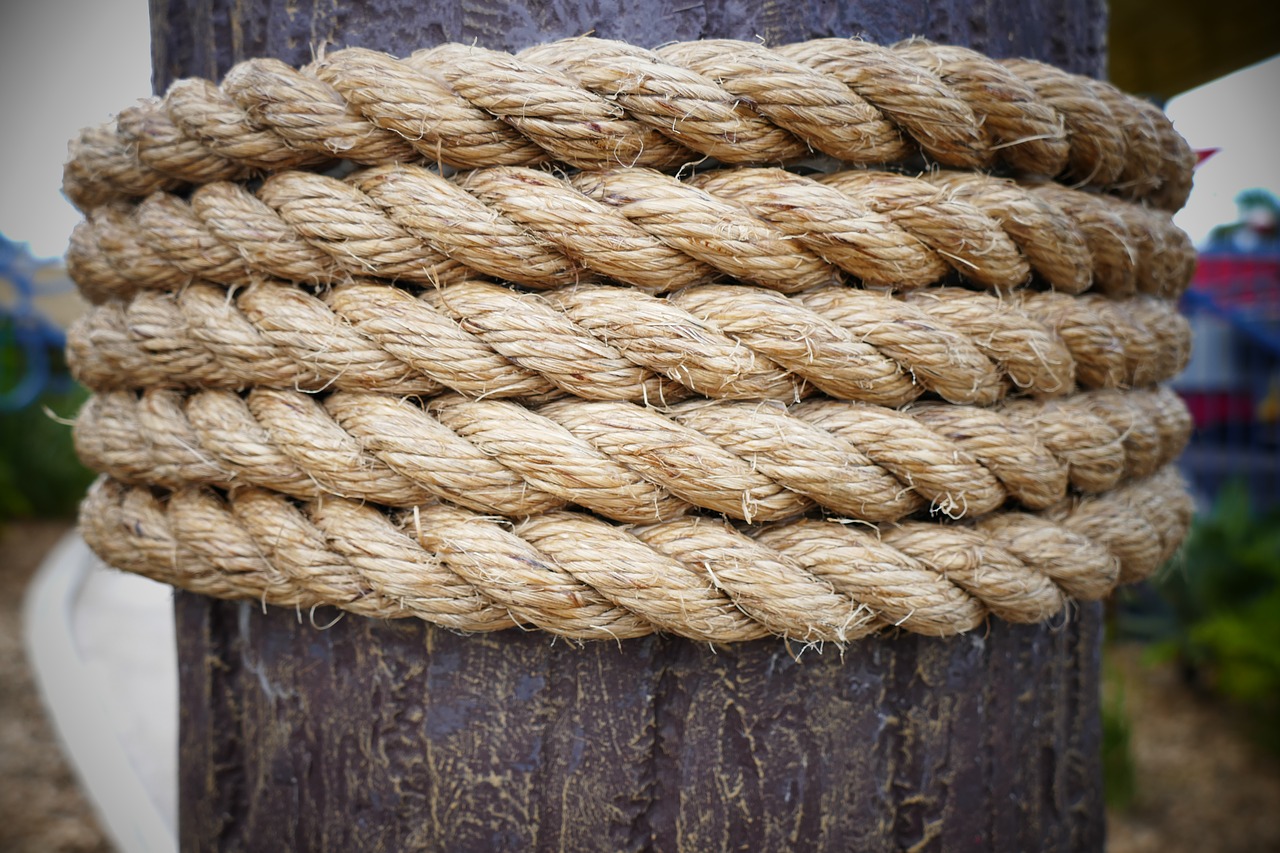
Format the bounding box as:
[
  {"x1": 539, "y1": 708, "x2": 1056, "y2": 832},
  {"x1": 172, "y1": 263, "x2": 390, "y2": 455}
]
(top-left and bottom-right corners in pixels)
[
  {"x1": 68, "y1": 282, "x2": 1190, "y2": 405},
  {"x1": 81, "y1": 468, "x2": 1190, "y2": 642},
  {"x1": 66, "y1": 35, "x2": 1198, "y2": 642},
  {"x1": 63, "y1": 37, "x2": 1192, "y2": 212},
  {"x1": 67, "y1": 168, "x2": 1194, "y2": 300}
]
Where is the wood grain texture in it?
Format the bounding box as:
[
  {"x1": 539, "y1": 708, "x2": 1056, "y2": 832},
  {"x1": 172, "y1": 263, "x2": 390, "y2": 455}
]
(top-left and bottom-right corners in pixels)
[
  {"x1": 161, "y1": 1, "x2": 1109, "y2": 849},
  {"x1": 149, "y1": 0, "x2": 1107, "y2": 90},
  {"x1": 177, "y1": 594, "x2": 1105, "y2": 852}
]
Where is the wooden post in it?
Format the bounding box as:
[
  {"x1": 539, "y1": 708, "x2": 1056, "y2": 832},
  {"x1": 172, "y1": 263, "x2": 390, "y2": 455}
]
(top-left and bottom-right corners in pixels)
[{"x1": 155, "y1": 1, "x2": 1110, "y2": 849}]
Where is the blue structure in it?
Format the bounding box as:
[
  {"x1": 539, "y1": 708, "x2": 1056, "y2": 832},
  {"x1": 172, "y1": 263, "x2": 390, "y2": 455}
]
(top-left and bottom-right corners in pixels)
[{"x1": 0, "y1": 235, "x2": 74, "y2": 411}]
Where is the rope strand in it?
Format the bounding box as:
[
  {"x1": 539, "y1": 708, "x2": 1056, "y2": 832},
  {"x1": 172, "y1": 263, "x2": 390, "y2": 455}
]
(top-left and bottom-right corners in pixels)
[
  {"x1": 67, "y1": 280, "x2": 1191, "y2": 405},
  {"x1": 66, "y1": 167, "x2": 1194, "y2": 302},
  {"x1": 79, "y1": 466, "x2": 1192, "y2": 642},
  {"x1": 62, "y1": 37, "x2": 1192, "y2": 212},
  {"x1": 73, "y1": 385, "x2": 1188, "y2": 525}
]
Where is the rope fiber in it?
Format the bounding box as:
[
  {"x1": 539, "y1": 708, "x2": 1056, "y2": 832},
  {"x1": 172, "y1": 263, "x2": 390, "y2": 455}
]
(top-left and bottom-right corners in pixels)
[
  {"x1": 80, "y1": 467, "x2": 1191, "y2": 642},
  {"x1": 63, "y1": 37, "x2": 1193, "y2": 213},
  {"x1": 64, "y1": 34, "x2": 1198, "y2": 643}
]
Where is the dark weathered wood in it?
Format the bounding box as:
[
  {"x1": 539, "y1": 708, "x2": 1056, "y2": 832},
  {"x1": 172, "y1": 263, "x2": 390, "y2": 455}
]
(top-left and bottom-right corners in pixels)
[
  {"x1": 160, "y1": 1, "x2": 1110, "y2": 849},
  {"x1": 150, "y1": 0, "x2": 1107, "y2": 86},
  {"x1": 176, "y1": 595, "x2": 1104, "y2": 851}
]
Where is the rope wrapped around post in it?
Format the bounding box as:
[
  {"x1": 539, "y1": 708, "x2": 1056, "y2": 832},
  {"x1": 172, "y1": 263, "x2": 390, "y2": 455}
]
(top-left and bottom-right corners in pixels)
[
  {"x1": 66, "y1": 167, "x2": 1194, "y2": 301},
  {"x1": 66, "y1": 281, "x2": 1191, "y2": 405},
  {"x1": 80, "y1": 466, "x2": 1191, "y2": 643},
  {"x1": 65, "y1": 34, "x2": 1198, "y2": 643},
  {"x1": 63, "y1": 37, "x2": 1193, "y2": 213}
]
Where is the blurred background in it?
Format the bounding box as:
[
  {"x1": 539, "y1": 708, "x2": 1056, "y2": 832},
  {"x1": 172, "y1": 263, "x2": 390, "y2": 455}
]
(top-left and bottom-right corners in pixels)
[{"x1": 0, "y1": 1, "x2": 1277, "y2": 851}]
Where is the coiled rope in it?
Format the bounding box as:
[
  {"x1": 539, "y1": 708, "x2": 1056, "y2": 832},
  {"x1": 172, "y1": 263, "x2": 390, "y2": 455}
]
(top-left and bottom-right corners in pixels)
[
  {"x1": 67, "y1": 281, "x2": 1190, "y2": 404},
  {"x1": 63, "y1": 37, "x2": 1193, "y2": 212},
  {"x1": 66, "y1": 35, "x2": 1197, "y2": 643},
  {"x1": 81, "y1": 468, "x2": 1191, "y2": 642},
  {"x1": 67, "y1": 168, "x2": 1194, "y2": 299}
]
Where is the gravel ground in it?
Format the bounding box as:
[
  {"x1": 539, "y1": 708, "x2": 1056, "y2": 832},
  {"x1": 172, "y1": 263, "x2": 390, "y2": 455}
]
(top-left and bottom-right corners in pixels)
[
  {"x1": 0, "y1": 520, "x2": 112, "y2": 853},
  {"x1": 1, "y1": 524, "x2": 1276, "y2": 852},
  {"x1": 1106, "y1": 643, "x2": 1280, "y2": 853}
]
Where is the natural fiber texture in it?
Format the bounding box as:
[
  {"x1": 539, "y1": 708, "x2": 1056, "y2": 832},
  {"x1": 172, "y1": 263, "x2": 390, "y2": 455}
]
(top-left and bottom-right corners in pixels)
[
  {"x1": 66, "y1": 279, "x2": 1191, "y2": 406},
  {"x1": 65, "y1": 166, "x2": 1194, "y2": 301},
  {"x1": 64, "y1": 35, "x2": 1198, "y2": 642},
  {"x1": 79, "y1": 465, "x2": 1192, "y2": 642},
  {"x1": 73, "y1": 385, "x2": 1189, "y2": 525},
  {"x1": 63, "y1": 37, "x2": 1192, "y2": 213}
]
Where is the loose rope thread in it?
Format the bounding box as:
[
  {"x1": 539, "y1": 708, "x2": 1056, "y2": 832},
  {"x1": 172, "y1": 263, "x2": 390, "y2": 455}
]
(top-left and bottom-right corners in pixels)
[
  {"x1": 73, "y1": 385, "x2": 1189, "y2": 525},
  {"x1": 79, "y1": 466, "x2": 1192, "y2": 643},
  {"x1": 66, "y1": 167, "x2": 1194, "y2": 301},
  {"x1": 63, "y1": 37, "x2": 1193, "y2": 213}
]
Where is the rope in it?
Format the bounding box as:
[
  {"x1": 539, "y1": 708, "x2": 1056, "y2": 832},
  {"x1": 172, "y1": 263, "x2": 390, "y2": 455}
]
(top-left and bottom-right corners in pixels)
[
  {"x1": 73, "y1": 385, "x2": 1188, "y2": 525},
  {"x1": 62, "y1": 37, "x2": 1192, "y2": 213},
  {"x1": 65, "y1": 167, "x2": 1194, "y2": 302},
  {"x1": 67, "y1": 280, "x2": 1191, "y2": 406},
  {"x1": 63, "y1": 35, "x2": 1198, "y2": 642},
  {"x1": 79, "y1": 466, "x2": 1192, "y2": 642}
]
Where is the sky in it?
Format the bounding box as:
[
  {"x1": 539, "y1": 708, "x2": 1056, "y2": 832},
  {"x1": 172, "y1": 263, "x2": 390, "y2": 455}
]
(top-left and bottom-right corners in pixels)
[
  {"x1": 1167, "y1": 54, "x2": 1280, "y2": 245},
  {"x1": 0, "y1": 3, "x2": 1275, "y2": 258},
  {"x1": 0, "y1": 0, "x2": 150, "y2": 259}
]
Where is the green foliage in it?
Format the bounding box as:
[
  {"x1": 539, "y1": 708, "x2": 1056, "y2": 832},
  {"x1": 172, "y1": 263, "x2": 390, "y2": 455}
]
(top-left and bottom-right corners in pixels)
[
  {"x1": 0, "y1": 321, "x2": 94, "y2": 520},
  {"x1": 0, "y1": 383, "x2": 93, "y2": 520},
  {"x1": 1152, "y1": 481, "x2": 1280, "y2": 751},
  {"x1": 1101, "y1": 668, "x2": 1137, "y2": 811}
]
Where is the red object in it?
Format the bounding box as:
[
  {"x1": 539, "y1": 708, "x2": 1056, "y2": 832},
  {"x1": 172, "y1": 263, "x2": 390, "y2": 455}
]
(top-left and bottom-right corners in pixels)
[
  {"x1": 1184, "y1": 254, "x2": 1280, "y2": 427},
  {"x1": 1192, "y1": 255, "x2": 1280, "y2": 316},
  {"x1": 1179, "y1": 390, "x2": 1255, "y2": 426},
  {"x1": 1195, "y1": 148, "x2": 1220, "y2": 168}
]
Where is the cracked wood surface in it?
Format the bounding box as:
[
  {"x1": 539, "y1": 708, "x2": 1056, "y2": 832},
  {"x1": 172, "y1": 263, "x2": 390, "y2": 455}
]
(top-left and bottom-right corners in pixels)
[{"x1": 177, "y1": 594, "x2": 1105, "y2": 851}]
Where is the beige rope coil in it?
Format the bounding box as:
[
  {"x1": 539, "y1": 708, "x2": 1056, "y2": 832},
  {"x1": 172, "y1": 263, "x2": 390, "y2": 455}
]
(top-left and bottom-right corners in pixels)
[
  {"x1": 71, "y1": 385, "x2": 1190, "y2": 525},
  {"x1": 79, "y1": 466, "x2": 1192, "y2": 643},
  {"x1": 65, "y1": 36, "x2": 1199, "y2": 642},
  {"x1": 66, "y1": 280, "x2": 1191, "y2": 406},
  {"x1": 66, "y1": 167, "x2": 1194, "y2": 302},
  {"x1": 62, "y1": 37, "x2": 1192, "y2": 213}
]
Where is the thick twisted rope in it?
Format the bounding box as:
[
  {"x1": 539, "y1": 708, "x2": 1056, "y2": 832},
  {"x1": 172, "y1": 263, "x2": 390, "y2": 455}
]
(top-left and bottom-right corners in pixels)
[
  {"x1": 79, "y1": 465, "x2": 1192, "y2": 642},
  {"x1": 67, "y1": 278, "x2": 1192, "y2": 407},
  {"x1": 74, "y1": 384, "x2": 1189, "y2": 526},
  {"x1": 65, "y1": 166, "x2": 1194, "y2": 301},
  {"x1": 61, "y1": 35, "x2": 1198, "y2": 645},
  {"x1": 63, "y1": 37, "x2": 1191, "y2": 213}
]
